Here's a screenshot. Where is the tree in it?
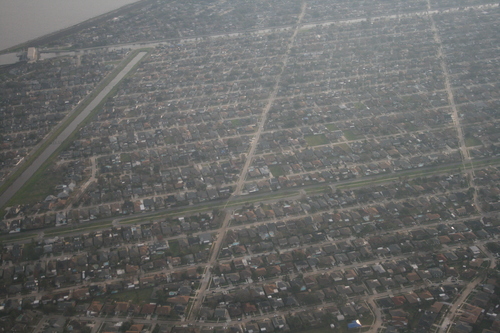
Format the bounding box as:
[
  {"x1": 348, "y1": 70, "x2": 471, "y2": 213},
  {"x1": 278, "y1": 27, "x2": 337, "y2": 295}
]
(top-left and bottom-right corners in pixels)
[
  {"x1": 486, "y1": 242, "x2": 500, "y2": 254},
  {"x1": 287, "y1": 316, "x2": 303, "y2": 330},
  {"x1": 64, "y1": 306, "x2": 76, "y2": 316},
  {"x1": 120, "y1": 321, "x2": 133, "y2": 332},
  {"x1": 42, "y1": 304, "x2": 58, "y2": 314},
  {"x1": 301, "y1": 293, "x2": 319, "y2": 305}
]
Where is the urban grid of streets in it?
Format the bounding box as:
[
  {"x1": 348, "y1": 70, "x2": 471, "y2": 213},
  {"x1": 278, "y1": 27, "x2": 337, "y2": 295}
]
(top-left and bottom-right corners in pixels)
[{"x1": 1, "y1": 0, "x2": 500, "y2": 333}]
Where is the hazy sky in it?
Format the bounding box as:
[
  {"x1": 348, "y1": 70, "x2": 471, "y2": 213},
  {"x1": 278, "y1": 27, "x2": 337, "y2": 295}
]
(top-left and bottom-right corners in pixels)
[{"x1": 0, "y1": 0, "x2": 139, "y2": 51}]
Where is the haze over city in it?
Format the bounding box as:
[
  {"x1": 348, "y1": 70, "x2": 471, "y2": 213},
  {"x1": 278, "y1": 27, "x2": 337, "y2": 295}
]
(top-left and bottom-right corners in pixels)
[
  {"x1": 0, "y1": 1, "x2": 499, "y2": 333},
  {"x1": 0, "y1": 0, "x2": 138, "y2": 51}
]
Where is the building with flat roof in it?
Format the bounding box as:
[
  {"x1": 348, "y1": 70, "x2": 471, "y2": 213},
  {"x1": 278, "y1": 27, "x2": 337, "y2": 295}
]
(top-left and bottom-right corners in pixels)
[{"x1": 27, "y1": 47, "x2": 38, "y2": 62}]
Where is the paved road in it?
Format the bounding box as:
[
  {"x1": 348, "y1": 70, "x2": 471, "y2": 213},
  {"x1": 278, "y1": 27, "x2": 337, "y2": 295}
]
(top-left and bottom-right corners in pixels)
[
  {"x1": 232, "y1": 1, "x2": 306, "y2": 196},
  {"x1": 187, "y1": 3, "x2": 308, "y2": 320},
  {"x1": 427, "y1": 0, "x2": 483, "y2": 215},
  {"x1": 439, "y1": 275, "x2": 481, "y2": 333},
  {"x1": 427, "y1": 0, "x2": 469, "y2": 161},
  {"x1": 41, "y1": 4, "x2": 498, "y2": 56},
  {"x1": 0, "y1": 52, "x2": 147, "y2": 209},
  {"x1": 2, "y1": 154, "x2": 496, "y2": 245},
  {"x1": 439, "y1": 243, "x2": 497, "y2": 333}
]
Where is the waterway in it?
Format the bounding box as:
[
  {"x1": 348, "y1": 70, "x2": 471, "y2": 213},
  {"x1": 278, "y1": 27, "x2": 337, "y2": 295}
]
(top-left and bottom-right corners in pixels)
[
  {"x1": 0, "y1": 0, "x2": 140, "y2": 52},
  {"x1": 0, "y1": 53, "x2": 19, "y2": 66}
]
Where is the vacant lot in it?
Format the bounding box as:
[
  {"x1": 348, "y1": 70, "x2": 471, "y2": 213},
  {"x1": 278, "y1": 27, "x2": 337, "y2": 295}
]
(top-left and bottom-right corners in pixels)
[
  {"x1": 305, "y1": 134, "x2": 329, "y2": 146},
  {"x1": 343, "y1": 130, "x2": 362, "y2": 141},
  {"x1": 103, "y1": 287, "x2": 154, "y2": 304},
  {"x1": 465, "y1": 134, "x2": 482, "y2": 147},
  {"x1": 326, "y1": 123, "x2": 339, "y2": 131},
  {"x1": 269, "y1": 165, "x2": 286, "y2": 177}
]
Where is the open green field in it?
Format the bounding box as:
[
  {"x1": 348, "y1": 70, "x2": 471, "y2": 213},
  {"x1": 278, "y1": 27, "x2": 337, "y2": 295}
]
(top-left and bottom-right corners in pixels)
[
  {"x1": 403, "y1": 121, "x2": 419, "y2": 132},
  {"x1": 45, "y1": 222, "x2": 113, "y2": 237},
  {"x1": 269, "y1": 165, "x2": 286, "y2": 177},
  {"x1": 0, "y1": 219, "x2": 115, "y2": 243},
  {"x1": 120, "y1": 153, "x2": 132, "y2": 163},
  {"x1": 305, "y1": 186, "x2": 330, "y2": 195},
  {"x1": 164, "y1": 136, "x2": 176, "y2": 144},
  {"x1": 305, "y1": 134, "x2": 329, "y2": 146},
  {"x1": 326, "y1": 123, "x2": 339, "y2": 131},
  {"x1": 360, "y1": 314, "x2": 374, "y2": 326},
  {"x1": 22, "y1": 242, "x2": 41, "y2": 261},
  {"x1": 343, "y1": 129, "x2": 362, "y2": 141},
  {"x1": 354, "y1": 102, "x2": 365, "y2": 110},
  {"x1": 465, "y1": 134, "x2": 482, "y2": 147},
  {"x1": 293, "y1": 327, "x2": 336, "y2": 333},
  {"x1": 337, "y1": 143, "x2": 351, "y2": 152},
  {"x1": 100, "y1": 287, "x2": 154, "y2": 304},
  {"x1": 168, "y1": 239, "x2": 181, "y2": 256},
  {"x1": 231, "y1": 119, "x2": 244, "y2": 126},
  {"x1": 292, "y1": 320, "x2": 372, "y2": 333},
  {"x1": 7, "y1": 166, "x2": 64, "y2": 207}
]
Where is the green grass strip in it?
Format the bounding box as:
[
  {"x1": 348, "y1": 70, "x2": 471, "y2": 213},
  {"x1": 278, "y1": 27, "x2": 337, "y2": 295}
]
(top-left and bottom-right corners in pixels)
[
  {"x1": 4, "y1": 156, "x2": 500, "y2": 241},
  {"x1": 121, "y1": 190, "x2": 298, "y2": 225},
  {"x1": 45, "y1": 222, "x2": 113, "y2": 237}
]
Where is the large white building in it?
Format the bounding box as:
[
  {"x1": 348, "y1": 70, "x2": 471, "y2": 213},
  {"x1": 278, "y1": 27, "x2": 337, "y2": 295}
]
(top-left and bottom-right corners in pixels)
[{"x1": 27, "y1": 47, "x2": 38, "y2": 62}]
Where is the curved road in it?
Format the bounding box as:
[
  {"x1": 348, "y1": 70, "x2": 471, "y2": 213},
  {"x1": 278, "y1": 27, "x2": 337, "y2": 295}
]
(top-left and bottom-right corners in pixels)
[{"x1": 0, "y1": 51, "x2": 147, "y2": 208}]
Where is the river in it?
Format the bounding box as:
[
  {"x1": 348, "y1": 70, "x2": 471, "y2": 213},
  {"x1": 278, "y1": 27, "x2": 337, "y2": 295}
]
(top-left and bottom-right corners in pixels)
[{"x1": 0, "y1": 0, "x2": 140, "y2": 52}]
